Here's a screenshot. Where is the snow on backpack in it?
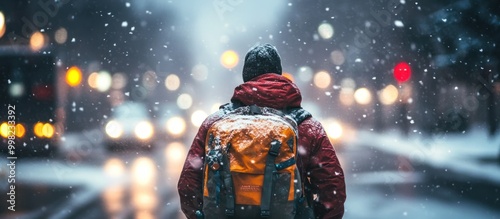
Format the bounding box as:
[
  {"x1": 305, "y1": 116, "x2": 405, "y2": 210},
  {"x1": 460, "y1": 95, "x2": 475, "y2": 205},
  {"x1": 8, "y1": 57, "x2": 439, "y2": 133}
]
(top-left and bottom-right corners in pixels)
[{"x1": 200, "y1": 104, "x2": 314, "y2": 219}]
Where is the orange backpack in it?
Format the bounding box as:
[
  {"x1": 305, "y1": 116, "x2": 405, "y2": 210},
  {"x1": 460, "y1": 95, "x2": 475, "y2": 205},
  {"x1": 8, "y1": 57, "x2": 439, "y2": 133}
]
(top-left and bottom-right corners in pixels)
[{"x1": 201, "y1": 104, "x2": 314, "y2": 219}]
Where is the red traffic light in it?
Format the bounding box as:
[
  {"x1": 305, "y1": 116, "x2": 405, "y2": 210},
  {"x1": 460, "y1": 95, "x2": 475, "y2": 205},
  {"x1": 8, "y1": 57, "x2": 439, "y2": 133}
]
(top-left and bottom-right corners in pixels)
[{"x1": 393, "y1": 62, "x2": 411, "y2": 83}]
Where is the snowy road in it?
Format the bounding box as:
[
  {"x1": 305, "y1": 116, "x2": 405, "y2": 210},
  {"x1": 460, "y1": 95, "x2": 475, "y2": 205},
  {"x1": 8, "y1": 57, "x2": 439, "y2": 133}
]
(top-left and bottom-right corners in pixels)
[
  {"x1": 0, "y1": 131, "x2": 187, "y2": 219},
  {"x1": 340, "y1": 140, "x2": 500, "y2": 219}
]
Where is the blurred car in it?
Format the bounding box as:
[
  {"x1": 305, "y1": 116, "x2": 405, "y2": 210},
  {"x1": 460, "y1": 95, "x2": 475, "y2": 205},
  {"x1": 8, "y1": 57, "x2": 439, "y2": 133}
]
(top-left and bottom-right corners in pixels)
[
  {"x1": 104, "y1": 101, "x2": 155, "y2": 151},
  {"x1": 0, "y1": 48, "x2": 60, "y2": 157},
  {"x1": 153, "y1": 103, "x2": 191, "y2": 143}
]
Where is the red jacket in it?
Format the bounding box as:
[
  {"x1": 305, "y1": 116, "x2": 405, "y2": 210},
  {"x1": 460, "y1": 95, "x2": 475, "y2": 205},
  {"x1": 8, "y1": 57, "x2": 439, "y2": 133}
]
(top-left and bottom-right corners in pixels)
[{"x1": 178, "y1": 73, "x2": 346, "y2": 219}]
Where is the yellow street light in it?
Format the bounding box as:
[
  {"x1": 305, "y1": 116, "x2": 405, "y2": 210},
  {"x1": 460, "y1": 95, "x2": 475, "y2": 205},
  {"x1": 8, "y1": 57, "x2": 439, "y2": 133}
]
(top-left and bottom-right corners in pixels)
[
  {"x1": 30, "y1": 31, "x2": 45, "y2": 51},
  {"x1": 220, "y1": 50, "x2": 239, "y2": 69},
  {"x1": 66, "y1": 66, "x2": 82, "y2": 87},
  {"x1": 313, "y1": 71, "x2": 331, "y2": 89},
  {"x1": 0, "y1": 11, "x2": 5, "y2": 38}
]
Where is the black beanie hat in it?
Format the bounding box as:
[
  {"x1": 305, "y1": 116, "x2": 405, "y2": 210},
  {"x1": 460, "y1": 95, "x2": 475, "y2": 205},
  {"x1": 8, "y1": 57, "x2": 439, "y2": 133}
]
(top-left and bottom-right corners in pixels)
[{"x1": 242, "y1": 43, "x2": 282, "y2": 82}]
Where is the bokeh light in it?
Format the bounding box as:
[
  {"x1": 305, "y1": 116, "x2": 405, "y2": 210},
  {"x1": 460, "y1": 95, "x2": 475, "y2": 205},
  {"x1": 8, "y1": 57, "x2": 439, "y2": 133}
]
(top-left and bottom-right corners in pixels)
[
  {"x1": 331, "y1": 50, "x2": 345, "y2": 65},
  {"x1": 96, "y1": 71, "x2": 112, "y2": 92},
  {"x1": 103, "y1": 158, "x2": 126, "y2": 176},
  {"x1": 15, "y1": 124, "x2": 25, "y2": 138},
  {"x1": 318, "y1": 22, "x2": 334, "y2": 39},
  {"x1": 393, "y1": 62, "x2": 412, "y2": 83},
  {"x1": 191, "y1": 110, "x2": 207, "y2": 127},
  {"x1": 30, "y1": 31, "x2": 45, "y2": 51},
  {"x1": 134, "y1": 121, "x2": 154, "y2": 140},
  {"x1": 102, "y1": 185, "x2": 125, "y2": 216},
  {"x1": 131, "y1": 157, "x2": 156, "y2": 186},
  {"x1": 112, "y1": 73, "x2": 127, "y2": 90},
  {"x1": 54, "y1": 27, "x2": 68, "y2": 44},
  {"x1": 339, "y1": 89, "x2": 355, "y2": 106},
  {"x1": 220, "y1": 50, "x2": 239, "y2": 69},
  {"x1": 142, "y1": 71, "x2": 158, "y2": 91},
  {"x1": 340, "y1": 78, "x2": 356, "y2": 90},
  {"x1": 134, "y1": 210, "x2": 155, "y2": 219},
  {"x1": 34, "y1": 122, "x2": 44, "y2": 138},
  {"x1": 87, "y1": 72, "x2": 99, "y2": 89},
  {"x1": 192, "y1": 64, "x2": 208, "y2": 81},
  {"x1": 165, "y1": 142, "x2": 187, "y2": 165},
  {"x1": 43, "y1": 124, "x2": 55, "y2": 138},
  {"x1": 0, "y1": 123, "x2": 27, "y2": 138},
  {"x1": 325, "y1": 119, "x2": 344, "y2": 140},
  {"x1": 0, "y1": 11, "x2": 5, "y2": 38},
  {"x1": 165, "y1": 74, "x2": 180, "y2": 91},
  {"x1": 313, "y1": 71, "x2": 331, "y2": 89},
  {"x1": 0, "y1": 122, "x2": 8, "y2": 138},
  {"x1": 165, "y1": 141, "x2": 187, "y2": 178},
  {"x1": 211, "y1": 103, "x2": 221, "y2": 113},
  {"x1": 105, "y1": 120, "x2": 123, "y2": 139},
  {"x1": 109, "y1": 90, "x2": 125, "y2": 107},
  {"x1": 354, "y1": 87, "x2": 372, "y2": 105},
  {"x1": 37, "y1": 123, "x2": 54, "y2": 138},
  {"x1": 379, "y1": 84, "x2": 399, "y2": 105},
  {"x1": 166, "y1": 116, "x2": 186, "y2": 136},
  {"x1": 66, "y1": 66, "x2": 82, "y2": 87},
  {"x1": 297, "y1": 66, "x2": 313, "y2": 82},
  {"x1": 177, "y1": 93, "x2": 193, "y2": 110},
  {"x1": 9, "y1": 82, "x2": 25, "y2": 98},
  {"x1": 283, "y1": 72, "x2": 295, "y2": 82}
]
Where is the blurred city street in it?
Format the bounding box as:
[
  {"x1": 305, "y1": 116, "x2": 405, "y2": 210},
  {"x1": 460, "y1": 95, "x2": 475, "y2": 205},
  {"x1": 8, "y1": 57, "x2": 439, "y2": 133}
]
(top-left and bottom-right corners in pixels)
[
  {"x1": 1, "y1": 0, "x2": 500, "y2": 218},
  {"x1": 1, "y1": 127, "x2": 499, "y2": 218},
  {"x1": 0, "y1": 129, "x2": 187, "y2": 219}
]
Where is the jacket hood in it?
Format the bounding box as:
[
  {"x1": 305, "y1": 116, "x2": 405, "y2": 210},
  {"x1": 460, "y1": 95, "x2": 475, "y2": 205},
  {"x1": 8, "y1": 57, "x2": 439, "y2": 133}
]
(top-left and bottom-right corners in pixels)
[{"x1": 231, "y1": 73, "x2": 302, "y2": 109}]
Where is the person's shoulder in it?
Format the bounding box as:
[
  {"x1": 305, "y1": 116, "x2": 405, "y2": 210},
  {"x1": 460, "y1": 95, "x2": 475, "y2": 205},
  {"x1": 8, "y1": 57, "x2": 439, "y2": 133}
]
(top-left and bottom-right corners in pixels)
[
  {"x1": 286, "y1": 107, "x2": 312, "y2": 124},
  {"x1": 296, "y1": 114, "x2": 328, "y2": 136},
  {"x1": 297, "y1": 115, "x2": 320, "y2": 128},
  {"x1": 203, "y1": 110, "x2": 225, "y2": 126}
]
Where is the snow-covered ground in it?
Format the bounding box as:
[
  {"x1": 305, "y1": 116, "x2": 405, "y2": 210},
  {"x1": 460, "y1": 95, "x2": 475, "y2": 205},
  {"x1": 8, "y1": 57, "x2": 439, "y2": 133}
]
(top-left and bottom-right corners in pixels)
[
  {"x1": 348, "y1": 127, "x2": 500, "y2": 185},
  {"x1": 345, "y1": 183, "x2": 500, "y2": 219},
  {"x1": 343, "y1": 126, "x2": 500, "y2": 219}
]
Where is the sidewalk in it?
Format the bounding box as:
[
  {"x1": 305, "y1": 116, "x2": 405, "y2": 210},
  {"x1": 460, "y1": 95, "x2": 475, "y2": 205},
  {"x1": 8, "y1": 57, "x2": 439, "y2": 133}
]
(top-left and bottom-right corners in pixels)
[{"x1": 346, "y1": 127, "x2": 500, "y2": 185}]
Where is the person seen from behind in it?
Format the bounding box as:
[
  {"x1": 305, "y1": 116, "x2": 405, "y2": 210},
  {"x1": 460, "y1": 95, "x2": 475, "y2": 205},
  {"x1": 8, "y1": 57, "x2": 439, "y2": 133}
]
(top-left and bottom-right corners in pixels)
[{"x1": 178, "y1": 43, "x2": 346, "y2": 219}]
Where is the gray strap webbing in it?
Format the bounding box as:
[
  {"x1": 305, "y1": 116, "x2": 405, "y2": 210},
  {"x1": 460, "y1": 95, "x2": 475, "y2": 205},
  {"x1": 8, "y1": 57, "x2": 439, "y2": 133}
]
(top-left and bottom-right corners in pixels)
[
  {"x1": 261, "y1": 140, "x2": 281, "y2": 218},
  {"x1": 222, "y1": 144, "x2": 235, "y2": 216}
]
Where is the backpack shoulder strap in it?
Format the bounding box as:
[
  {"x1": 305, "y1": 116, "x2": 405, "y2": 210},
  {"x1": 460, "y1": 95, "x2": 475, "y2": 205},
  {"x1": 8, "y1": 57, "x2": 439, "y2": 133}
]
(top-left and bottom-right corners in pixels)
[
  {"x1": 286, "y1": 107, "x2": 312, "y2": 125},
  {"x1": 221, "y1": 103, "x2": 312, "y2": 124},
  {"x1": 219, "y1": 101, "x2": 243, "y2": 112}
]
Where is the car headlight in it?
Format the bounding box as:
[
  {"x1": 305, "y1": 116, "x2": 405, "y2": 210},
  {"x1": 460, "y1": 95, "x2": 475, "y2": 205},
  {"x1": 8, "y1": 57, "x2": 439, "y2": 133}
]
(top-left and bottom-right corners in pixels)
[
  {"x1": 134, "y1": 121, "x2": 154, "y2": 140},
  {"x1": 0, "y1": 122, "x2": 8, "y2": 138},
  {"x1": 15, "y1": 124, "x2": 26, "y2": 138},
  {"x1": 105, "y1": 120, "x2": 123, "y2": 139},
  {"x1": 34, "y1": 122, "x2": 54, "y2": 138}
]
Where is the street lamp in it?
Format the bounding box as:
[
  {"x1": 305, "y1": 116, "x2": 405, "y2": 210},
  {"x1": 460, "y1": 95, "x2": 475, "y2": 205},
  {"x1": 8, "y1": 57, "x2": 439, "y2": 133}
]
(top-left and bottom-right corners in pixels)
[
  {"x1": 221, "y1": 50, "x2": 239, "y2": 69},
  {"x1": 66, "y1": 66, "x2": 82, "y2": 87}
]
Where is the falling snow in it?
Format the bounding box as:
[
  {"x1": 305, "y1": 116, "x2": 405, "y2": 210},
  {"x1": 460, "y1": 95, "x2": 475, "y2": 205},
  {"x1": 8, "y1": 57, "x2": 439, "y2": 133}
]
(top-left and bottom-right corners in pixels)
[{"x1": 1, "y1": 1, "x2": 498, "y2": 219}]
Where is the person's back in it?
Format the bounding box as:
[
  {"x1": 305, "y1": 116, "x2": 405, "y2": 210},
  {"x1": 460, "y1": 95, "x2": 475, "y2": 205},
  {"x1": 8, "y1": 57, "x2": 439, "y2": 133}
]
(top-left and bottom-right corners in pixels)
[{"x1": 178, "y1": 44, "x2": 346, "y2": 219}]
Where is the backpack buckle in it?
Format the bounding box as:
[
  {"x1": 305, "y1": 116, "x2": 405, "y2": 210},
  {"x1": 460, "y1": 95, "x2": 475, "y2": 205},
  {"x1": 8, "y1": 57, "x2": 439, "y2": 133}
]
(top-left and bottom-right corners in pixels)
[
  {"x1": 249, "y1": 104, "x2": 262, "y2": 114},
  {"x1": 195, "y1": 210, "x2": 204, "y2": 219},
  {"x1": 225, "y1": 208, "x2": 234, "y2": 216},
  {"x1": 261, "y1": 210, "x2": 270, "y2": 218},
  {"x1": 269, "y1": 140, "x2": 281, "y2": 157}
]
